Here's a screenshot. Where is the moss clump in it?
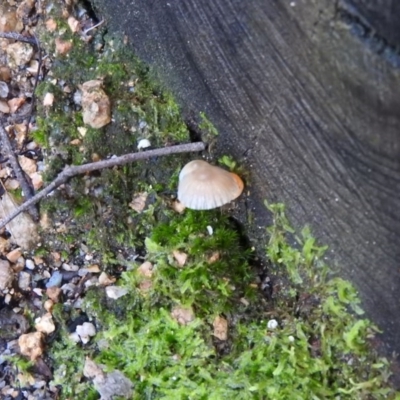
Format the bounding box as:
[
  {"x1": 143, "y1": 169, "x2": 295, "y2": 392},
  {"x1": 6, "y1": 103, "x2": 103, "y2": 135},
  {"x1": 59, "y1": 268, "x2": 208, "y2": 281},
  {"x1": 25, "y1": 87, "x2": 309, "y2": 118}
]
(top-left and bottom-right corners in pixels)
[{"x1": 52, "y1": 204, "x2": 396, "y2": 400}]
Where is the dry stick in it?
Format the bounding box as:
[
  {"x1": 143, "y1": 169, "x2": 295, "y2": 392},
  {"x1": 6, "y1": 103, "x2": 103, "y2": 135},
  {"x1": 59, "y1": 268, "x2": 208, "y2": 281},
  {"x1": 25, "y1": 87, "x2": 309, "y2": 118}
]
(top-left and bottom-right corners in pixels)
[
  {"x1": 0, "y1": 32, "x2": 38, "y2": 46},
  {"x1": 0, "y1": 142, "x2": 206, "y2": 229},
  {"x1": 26, "y1": 34, "x2": 42, "y2": 128},
  {"x1": 0, "y1": 32, "x2": 40, "y2": 220},
  {"x1": 0, "y1": 123, "x2": 39, "y2": 221}
]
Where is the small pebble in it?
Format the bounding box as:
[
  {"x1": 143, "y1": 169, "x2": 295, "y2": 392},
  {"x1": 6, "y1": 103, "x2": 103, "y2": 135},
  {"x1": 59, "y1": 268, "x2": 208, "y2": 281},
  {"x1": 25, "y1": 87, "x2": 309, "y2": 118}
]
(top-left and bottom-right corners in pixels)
[
  {"x1": 0, "y1": 259, "x2": 13, "y2": 291},
  {"x1": 61, "y1": 283, "x2": 76, "y2": 297},
  {"x1": 76, "y1": 322, "x2": 96, "y2": 344},
  {"x1": 44, "y1": 299, "x2": 54, "y2": 312},
  {"x1": 18, "y1": 332, "x2": 44, "y2": 360},
  {"x1": 138, "y1": 120, "x2": 147, "y2": 130},
  {"x1": 6, "y1": 248, "x2": 22, "y2": 263},
  {"x1": 25, "y1": 259, "x2": 35, "y2": 270},
  {"x1": 62, "y1": 263, "x2": 79, "y2": 272},
  {"x1": 267, "y1": 319, "x2": 278, "y2": 330},
  {"x1": 137, "y1": 138, "x2": 151, "y2": 150},
  {"x1": 98, "y1": 272, "x2": 116, "y2": 286},
  {"x1": 18, "y1": 271, "x2": 31, "y2": 291},
  {"x1": 106, "y1": 286, "x2": 128, "y2": 299},
  {"x1": 4, "y1": 293, "x2": 11, "y2": 304},
  {"x1": 46, "y1": 286, "x2": 61, "y2": 302},
  {"x1": 46, "y1": 270, "x2": 63, "y2": 288},
  {"x1": 35, "y1": 312, "x2": 56, "y2": 334},
  {"x1": 0, "y1": 81, "x2": 9, "y2": 98},
  {"x1": 32, "y1": 288, "x2": 43, "y2": 296}
]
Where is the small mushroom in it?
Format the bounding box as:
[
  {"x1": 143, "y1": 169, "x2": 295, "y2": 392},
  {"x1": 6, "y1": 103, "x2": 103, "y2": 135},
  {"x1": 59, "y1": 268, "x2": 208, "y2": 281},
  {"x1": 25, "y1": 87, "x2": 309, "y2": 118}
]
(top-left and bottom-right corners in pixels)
[{"x1": 178, "y1": 160, "x2": 244, "y2": 210}]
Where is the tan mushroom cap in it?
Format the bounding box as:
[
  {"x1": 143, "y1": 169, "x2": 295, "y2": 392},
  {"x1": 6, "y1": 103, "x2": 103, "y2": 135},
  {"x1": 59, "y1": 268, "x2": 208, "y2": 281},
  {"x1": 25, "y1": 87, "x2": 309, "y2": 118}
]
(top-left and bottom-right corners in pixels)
[{"x1": 178, "y1": 160, "x2": 244, "y2": 210}]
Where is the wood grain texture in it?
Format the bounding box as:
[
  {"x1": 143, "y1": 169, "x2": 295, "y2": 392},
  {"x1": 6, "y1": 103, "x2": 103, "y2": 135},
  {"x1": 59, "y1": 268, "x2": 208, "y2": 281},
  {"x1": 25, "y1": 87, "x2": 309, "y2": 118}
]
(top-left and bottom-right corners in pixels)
[{"x1": 93, "y1": 0, "x2": 400, "y2": 355}]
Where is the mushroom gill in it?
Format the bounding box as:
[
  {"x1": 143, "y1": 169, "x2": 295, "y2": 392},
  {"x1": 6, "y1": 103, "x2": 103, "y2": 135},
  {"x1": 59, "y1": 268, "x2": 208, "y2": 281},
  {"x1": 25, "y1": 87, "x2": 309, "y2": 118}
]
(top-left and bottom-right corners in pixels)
[{"x1": 177, "y1": 160, "x2": 244, "y2": 210}]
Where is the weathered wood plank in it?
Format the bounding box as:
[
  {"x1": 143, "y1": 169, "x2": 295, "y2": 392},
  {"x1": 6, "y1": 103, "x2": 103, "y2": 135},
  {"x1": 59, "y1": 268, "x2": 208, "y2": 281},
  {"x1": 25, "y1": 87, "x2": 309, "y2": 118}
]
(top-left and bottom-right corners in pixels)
[{"x1": 93, "y1": 0, "x2": 400, "y2": 356}]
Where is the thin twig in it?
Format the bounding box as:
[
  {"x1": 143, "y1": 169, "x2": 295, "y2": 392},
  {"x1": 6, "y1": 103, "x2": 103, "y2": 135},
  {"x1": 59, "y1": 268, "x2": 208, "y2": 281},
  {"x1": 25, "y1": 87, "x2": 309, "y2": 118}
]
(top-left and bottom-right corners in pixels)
[
  {"x1": 0, "y1": 142, "x2": 206, "y2": 229},
  {"x1": 0, "y1": 123, "x2": 39, "y2": 220},
  {"x1": 26, "y1": 34, "x2": 42, "y2": 128},
  {"x1": 0, "y1": 32, "x2": 42, "y2": 220},
  {"x1": 83, "y1": 19, "x2": 105, "y2": 35},
  {"x1": 0, "y1": 32, "x2": 38, "y2": 46}
]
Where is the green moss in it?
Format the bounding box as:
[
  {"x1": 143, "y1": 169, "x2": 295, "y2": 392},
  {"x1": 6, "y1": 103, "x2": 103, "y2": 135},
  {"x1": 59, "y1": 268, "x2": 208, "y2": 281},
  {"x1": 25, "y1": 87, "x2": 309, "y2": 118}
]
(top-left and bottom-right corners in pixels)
[
  {"x1": 30, "y1": 6, "x2": 399, "y2": 399},
  {"x1": 48, "y1": 304, "x2": 93, "y2": 398},
  {"x1": 66, "y1": 203, "x2": 396, "y2": 399},
  {"x1": 4, "y1": 355, "x2": 34, "y2": 374},
  {"x1": 199, "y1": 111, "x2": 219, "y2": 137}
]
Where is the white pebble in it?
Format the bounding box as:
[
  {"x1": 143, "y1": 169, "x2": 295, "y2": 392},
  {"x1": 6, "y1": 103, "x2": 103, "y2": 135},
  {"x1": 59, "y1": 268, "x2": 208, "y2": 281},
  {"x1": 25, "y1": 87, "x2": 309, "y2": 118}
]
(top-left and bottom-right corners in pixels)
[
  {"x1": 62, "y1": 263, "x2": 79, "y2": 271},
  {"x1": 267, "y1": 319, "x2": 278, "y2": 330},
  {"x1": 106, "y1": 285, "x2": 128, "y2": 299},
  {"x1": 18, "y1": 271, "x2": 31, "y2": 291},
  {"x1": 25, "y1": 259, "x2": 35, "y2": 270},
  {"x1": 206, "y1": 225, "x2": 213, "y2": 236},
  {"x1": 76, "y1": 322, "x2": 96, "y2": 344},
  {"x1": 137, "y1": 138, "x2": 151, "y2": 150},
  {"x1": 32, "y1": 288, "x2": 43, "y2": 296}
]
